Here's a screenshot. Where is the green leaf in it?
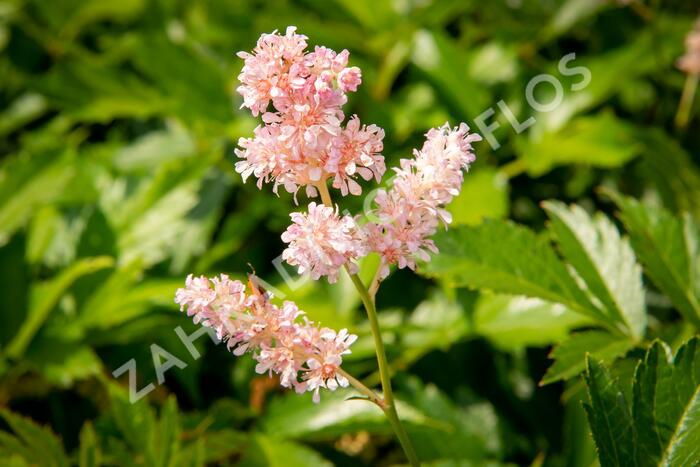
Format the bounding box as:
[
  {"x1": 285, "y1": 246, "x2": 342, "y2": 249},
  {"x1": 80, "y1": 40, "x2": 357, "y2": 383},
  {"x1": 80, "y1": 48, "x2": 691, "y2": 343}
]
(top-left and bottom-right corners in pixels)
[
  {"x1": 155, "y1": 396, "x2": 180, "y2": 467},
  {"x1": 260, "y1": 389, "x2": 388, "y2": 440},
  {"x1": 541, "y1": 330, "x2": 635, "y2": 385},
  {"x1": 0, "y1": 408, "x2": 69, "y2": 467},
  {"x1": 636, "y1": 128, "x2": 700, "y2": 218},
  {"x1": 474, "y1": 294, "x2": 589, "y2": 351},
  {"x1": 78, "y1": 423, "x2": 101, "y2": 467},
  {"x1": 0, "y1": 152, "x2": 76, "y2": 244},
  {"x1": 5, "y1": 256, "x2": 114, "y2": 358},
  {"x1": 583, "y1": 357, "x2": 636, "y2": 466},
  {"x1": 239, "y1": 434, "x2": 332, "y2": 467},
  {"x1": 539, "y1": 0, "x2": 610, "y2": 43},
  {"x1": 401, "y1": 292, "x2": 471, "y2": 362},
  {"x1": 448, "y1": 168, "x2": 509, "y2": 226},
  {"x1": 112, "y1": 125, "x2": 195, "y2": 173},
  {"x1": 411, "y1": 30, "x2": 491, "y2": 119},
  {"x1": 609, "y1": 194, "x2": 700, "y2": 329},
  {"x1": 633, "y1": 340, "x2": 700, "y2": 465},
  {"x1": 543, "y1": 201, "x2": 646, "y2": 338},
  {"x1": 584, "y1": 338, "x2": 700, "y2": 466},
  {"x1": 26, "y1": 341, "x2": 102, "y2": 387},
  {"x1": 420, "y1": 221, "x2": 600, "y2": 320},
  {"x1": 107, "y1": 384, "x2": 157, "y2": 465},
  {"x1": 0, "y1": 93, "x2": 48, "y2": 138},
  {"x1": 516, "y1": 113, "x2": 640, "y2": 177}
]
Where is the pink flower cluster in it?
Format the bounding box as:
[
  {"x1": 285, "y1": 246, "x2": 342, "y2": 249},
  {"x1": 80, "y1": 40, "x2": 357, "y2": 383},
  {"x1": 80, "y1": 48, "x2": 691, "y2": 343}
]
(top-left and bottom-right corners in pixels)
[
  {"x1": 365, "y1": 123, "x2": 481, "y2": 279},
  {"x1": 281, "y1": 202, "x2": 367, "y2": 283},
  {"x1": 175, "y1": 274, "x2": 356, "y2": 403},
  {"x1": 235, "y1": 26, "x2": 385, "y2": 198},
  {"x1": 281, "y1": 123, "x2": 480, "y2": 283}
]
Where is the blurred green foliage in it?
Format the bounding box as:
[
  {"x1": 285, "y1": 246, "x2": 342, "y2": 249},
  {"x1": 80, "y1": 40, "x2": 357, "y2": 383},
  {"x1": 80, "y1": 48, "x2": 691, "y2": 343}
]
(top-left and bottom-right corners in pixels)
[{"x1": 1, "y1": 0, "x2": 700, "y2": 465}]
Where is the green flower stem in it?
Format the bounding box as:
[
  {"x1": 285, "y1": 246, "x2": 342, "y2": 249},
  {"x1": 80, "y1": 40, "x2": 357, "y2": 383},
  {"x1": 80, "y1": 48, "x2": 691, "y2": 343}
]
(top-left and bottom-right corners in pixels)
[
  {"x1": 347, "y1": 273, "x2": 420, "y2": 467},
  {"x1": 316, "y1": 181, "x2": 420, "y2": 466}
]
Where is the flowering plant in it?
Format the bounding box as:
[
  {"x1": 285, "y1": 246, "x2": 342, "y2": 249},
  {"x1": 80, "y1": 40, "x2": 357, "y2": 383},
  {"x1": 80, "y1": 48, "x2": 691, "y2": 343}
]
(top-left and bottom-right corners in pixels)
[{"x1": 175, "y1": 27, "x2": 480, "y2": 466}]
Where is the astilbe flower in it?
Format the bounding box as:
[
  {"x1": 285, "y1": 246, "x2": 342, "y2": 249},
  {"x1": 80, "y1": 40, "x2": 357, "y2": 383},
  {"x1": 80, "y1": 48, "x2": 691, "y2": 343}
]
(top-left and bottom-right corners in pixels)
[
  {"x1": 175, "y1": 274, "x2": 356, "y2": 403},
  {"x1": 235, "y1": 26, "x2": 385, "y2": 198},
  {"x1": 281, "y1": 202, "x2": 368, "y2": 283},
  {"x1": 364, "y1": 123, "x2": 481, "y2": 279},
  {"x1": 678, "y1": 19, "x2": 700, "y2": 75}
]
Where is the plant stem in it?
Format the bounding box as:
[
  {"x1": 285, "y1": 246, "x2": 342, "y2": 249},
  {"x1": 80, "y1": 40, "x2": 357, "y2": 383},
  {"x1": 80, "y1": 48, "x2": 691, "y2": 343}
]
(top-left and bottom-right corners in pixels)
[
  {"x1": 316, "y1": 180, "x2": 420, "y2": 466},
  {"x1": 336, "y1": 368, "x2": 386, "y2": 409},
  {"x1": 317, "y1": 180, "x2": 333, "y2": 206},
  {"x1": 675, "y1": 73, "x2": 698, "y2": 131},
  {"x1": 348, "y1": 272, "x2": 420, "y2": 467}
]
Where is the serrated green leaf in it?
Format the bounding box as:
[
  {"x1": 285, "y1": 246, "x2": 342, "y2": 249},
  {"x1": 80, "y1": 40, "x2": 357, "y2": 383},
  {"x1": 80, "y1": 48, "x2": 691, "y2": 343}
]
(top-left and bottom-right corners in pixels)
[
  {"x1": 420, "y1": 221, "x2": 601, "y2": 321},
  {"x1": 633, "y1": 339, "x2": 700, "y2": 465},
  {"x1": 584, "y1": 338, "x2": 700, "y2": 466},
  {"x1": 0, "y1": 408, "x2": 69, "y2": 467},
  {"x1": 543, "y1": 201, "x2": 646, "y2": 338},
  {"x1": 610, "y1": 194, "x2": 700, "y2": 329},
  {"x1": 583, "y1": 357, "x2": 636, "y2": 466},
  {"x1": 541, "y1": 330, "x2": 634, "y2": 385}
]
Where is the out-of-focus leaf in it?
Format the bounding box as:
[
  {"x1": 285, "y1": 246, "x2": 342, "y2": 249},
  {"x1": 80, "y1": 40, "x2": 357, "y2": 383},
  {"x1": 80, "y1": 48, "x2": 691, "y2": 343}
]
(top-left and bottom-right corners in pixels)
[
  {"x1": 539, "y1": 0, "x2": 610, "y2": 43},
  {"x1": 636, "y1": 128, "x2": 700, "y2": 218},
  {"x1": 541, "y1": 330, "x2": 635, "y2": 385},
  {"x1": 0, "y1": 408, "x2": 69, "y2": 467},
  {"x1": 6, "y1": 256, "x2": 114, "y2": 358},
  {"x1": 155, "y1": 396, "x2": 181, "y2": 467},
  {"x1": 562, "y1": 384, "x2": 598, "y2": 467},
  {"x1": 0, "y1": 93, "x2": 48, "y2": 137},
  {"x1": 610, "y1": 194, "x2": 700, "y2": 329},
  {"x1": 36, "y1": 61, "x2": 167, "y2": 122},
  {"x1": 260, "y1": 389, "x2": 388, "y2": 440},
  {"x1": 0, "y1": 152, "x2": 76, "y2": 244},
  {"x1": 420, "y1": 222, "x2": 601, "y2": 321},
  {"x1": 239, "y1": 434, "x2": 332, "y2": 467},
  {"x1": 260, "y1": 388, "x2": 443, "y2": 441},
  {"x1": 448, "y1": 168, "x2": 509, "y2": 226},
  {"x1": 107, "y1": 384, "x2": 157, "y2": 465},
  {"x1": 402, "y1": 379, "x2": 502, "y2": 462},
  {"x1": 467, "y1": 42, "x2": 519, "y2": 84},
  {"x1": 516, "y1": 113, "x2": 640, "y2": 177},
  {"x1": 0, "y1": 234, "x2": 29, "y2": 346},
  {"x1": 401, "y1": 292, "x2": 471, "y2": 362},
  {"x1": 30, "y1": 0, "x2": 144, "y2": 38},
  {"x1": 26, "y1": 340, "x2": 102, "y2": 387},
  {"x1": 113, "y1": 125, "x2": 195, "y2": 173},
  {"x1": 543, "y1": 201, "x2": 646, "y2": 338},
  {"x1": 532, "y1": 15, "x2": 689, "y2": 133},
  {"x1": 130, "y1": 33, "x2": 233, "y2": 126},
  {"x1": 78, "y1": 423, "x2": 101, "y2": 467},
  {"x1": 474, "y1": 294, "x2": 587, "y2": 351},
  {"x1": 411, "y1": 30, "x2": 490, "y2": 119},
  {"x1": 74, "y1": 265, "x2": 182, "y2": 331},
  {"x1": 331, "y1": 0, "x2": 399, "y2": 31}
]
